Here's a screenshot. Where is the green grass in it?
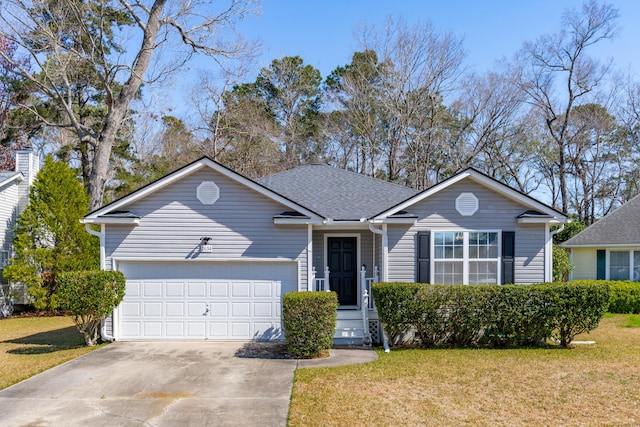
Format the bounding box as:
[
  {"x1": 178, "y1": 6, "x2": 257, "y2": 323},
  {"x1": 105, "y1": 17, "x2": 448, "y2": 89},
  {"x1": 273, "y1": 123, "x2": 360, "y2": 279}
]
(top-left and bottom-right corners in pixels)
[
  {"x1": 0, "y1": 315, "x2": 102, "y2": 390},
  {"x1": 289, "y1": 314, "x2": 640, "y2": 426},
  {"x1": 621, "y1": 314, "x2": 640, "y2": 328}
]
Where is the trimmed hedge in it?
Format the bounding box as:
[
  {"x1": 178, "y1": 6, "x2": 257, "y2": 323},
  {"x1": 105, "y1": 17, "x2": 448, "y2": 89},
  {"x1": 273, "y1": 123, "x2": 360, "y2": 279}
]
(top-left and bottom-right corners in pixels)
[
  {"x1": 57, "y1": 270, "x2": 126, "y2": 346},
  {"x1": 372, "y1": 281, "x2": 610, "y2": 348},
  {"x1": 282, "y1": 291, "x2": 338, "y2": 358},
  {"x1": 607, "y1": 281, "x2": 640, "y2": 314}
]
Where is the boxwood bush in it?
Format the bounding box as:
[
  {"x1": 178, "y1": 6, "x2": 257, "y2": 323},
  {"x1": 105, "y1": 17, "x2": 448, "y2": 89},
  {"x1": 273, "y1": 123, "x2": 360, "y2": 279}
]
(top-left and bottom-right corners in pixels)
[
  {"x1": 57, "y1": 270, "x2": 126, "y2": 346},
  {"x1": 607, "y1": 281, "x2": 640, "y2": 313},
  {"x1": 282, "y1": 291, "x2": 338, "y2": 358},
  {"x1": 372, "y1": 281, "x2": 610, "y2": 348}
]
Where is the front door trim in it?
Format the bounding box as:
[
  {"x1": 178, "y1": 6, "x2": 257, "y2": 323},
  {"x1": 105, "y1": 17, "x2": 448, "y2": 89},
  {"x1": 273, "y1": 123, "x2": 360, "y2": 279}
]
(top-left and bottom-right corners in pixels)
[{"x1": 324, "y1": 233, "x2": 361, "y2": 309}]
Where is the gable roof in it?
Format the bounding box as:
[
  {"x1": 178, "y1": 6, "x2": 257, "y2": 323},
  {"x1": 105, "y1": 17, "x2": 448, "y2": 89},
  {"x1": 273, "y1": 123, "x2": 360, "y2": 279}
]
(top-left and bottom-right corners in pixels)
[
  {"x1": 0, "y1": 171, "x2": 23, "y2": 187},
  {"x1": 562, "y1": 195, "x2": 640, "y2": 247},
  {"x1": 257, "y1": 164, "x2": 418, "y2": 220},
  {"x1": 84, "y1": 157, "x2": 324, "y2": 223},
  {"x1": 373, "y1": 168, "x2": 567, "y2": 223}
]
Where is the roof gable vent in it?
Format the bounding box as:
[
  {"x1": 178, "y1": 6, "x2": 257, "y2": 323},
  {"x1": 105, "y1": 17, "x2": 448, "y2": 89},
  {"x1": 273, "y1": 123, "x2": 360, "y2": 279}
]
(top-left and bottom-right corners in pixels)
[
  {"x1": 456, "y1": 192, "x2": 478, "y2": 216},
  {"x1": 197, "y1": 181, "x2": 220, "y2": 205}
]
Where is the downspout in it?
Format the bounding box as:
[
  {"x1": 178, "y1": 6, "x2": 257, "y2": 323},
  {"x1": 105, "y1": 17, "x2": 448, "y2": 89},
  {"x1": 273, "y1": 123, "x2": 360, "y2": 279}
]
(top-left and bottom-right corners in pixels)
[
  {"x1": 84, "y1": 223, "x2": 114, "y2": 342},
  {"x1": 547, "y1": 224, "x2": 566, "y2": 282},
  {"x1": 367, "y1": 222, "x2": 387, "y2": 281},
  {"x1": 368, "y1": 221, "x2": 390, "y2": 352}
]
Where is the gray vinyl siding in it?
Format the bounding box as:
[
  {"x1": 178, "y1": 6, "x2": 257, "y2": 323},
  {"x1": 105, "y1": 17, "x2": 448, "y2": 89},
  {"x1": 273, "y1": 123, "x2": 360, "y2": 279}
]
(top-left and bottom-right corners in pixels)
[
  {"x1": 387, "y1": 179, "x2": 546, "y2": 284},
  {"x1": 312, "y1": 230, "x2": 375, "y2": 279},
  {"x1": 104, "y1": 168, "x2": 309, "y2": 290}
]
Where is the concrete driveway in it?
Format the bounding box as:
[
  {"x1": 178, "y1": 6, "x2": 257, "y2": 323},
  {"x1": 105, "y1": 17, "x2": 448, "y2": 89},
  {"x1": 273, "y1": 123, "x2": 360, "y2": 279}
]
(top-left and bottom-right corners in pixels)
[{"x1": 0, "y1": 341, "x2": 297, "y2": 427}]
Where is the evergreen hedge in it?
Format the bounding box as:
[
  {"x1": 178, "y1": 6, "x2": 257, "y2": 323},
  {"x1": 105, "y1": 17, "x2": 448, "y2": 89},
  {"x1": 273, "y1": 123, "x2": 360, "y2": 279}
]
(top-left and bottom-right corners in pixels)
[
  {"x1": 282, "y1": 291, "x2": 338, "y2": 358},
  {"x1": 607, "y1": 281, "x2": 640, "y2": 314},
  {"x1": 372, "y1": 281, "x2": 610, "y2": 348}
]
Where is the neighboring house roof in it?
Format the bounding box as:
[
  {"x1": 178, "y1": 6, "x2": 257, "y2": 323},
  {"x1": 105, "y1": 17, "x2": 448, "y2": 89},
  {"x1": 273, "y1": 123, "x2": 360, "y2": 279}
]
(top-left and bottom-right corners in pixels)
[
  {"x1": 562, "y1": 195, "x2": 640, "y2": 247},
  {"x1": 257, "y1": 164, "x2": 418, "y2": 220},
  {"x1": 373, "y1": 168, "x2": 567, "y2": 223},
  {"x1": 0, "y1": 171, "x2": 23, "y2": 187}
]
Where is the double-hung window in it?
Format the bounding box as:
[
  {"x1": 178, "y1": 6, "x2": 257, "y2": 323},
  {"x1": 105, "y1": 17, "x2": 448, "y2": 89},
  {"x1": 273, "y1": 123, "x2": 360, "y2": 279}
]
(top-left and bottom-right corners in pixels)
[
  {"x1": 608, "y1": 250, "x2": 640, "y2": 281},
  {"x1": 433, "y1": 231, "x2": 500, "y2": 285}
]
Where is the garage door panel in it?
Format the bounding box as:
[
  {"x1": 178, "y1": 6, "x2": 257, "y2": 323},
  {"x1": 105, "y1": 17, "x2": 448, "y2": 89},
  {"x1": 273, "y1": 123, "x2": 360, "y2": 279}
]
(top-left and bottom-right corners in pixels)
[
  {"x1": 210, "y1": 282, "x2": 228, "y2": 297},
  {"x1": 187, "y1": 302, "x2": 207, "y2": 317},
  {"x1": 165, "y1": 302, "x2": 184, "y2": 316},
  {"x1": 120, "y1": 302, "x2": 141, "y2": 317},
  {"x1": 143, "y1": 282, "x2": 162, "y2": 297},
  {"x1": 253, "y1": 302, "x2": 273, "y2": 317},
  {"x1": 188, "y1": 282, "x2": 206, "y2": 297},
  {"x1": 117, "y1": 261, "x2": 298, "y2": 340},
  {"x1": 187, "y1": 322, "x2": 206, "y2": 337},
  {"x1": 209, "y1": 302, "x2": 228, "y2": 317},
  {"x1": 125, "y1": 281, "x2": 140, "y2": 297},
  {"x1": 231, "y1": 322, "x2": 250, "y2": 338},
  {"x1": 231, "y1": 302, "x2": 250, "y2": 317},
  {"x1": 144, "y1": 302, "x2": 162, "y2": 316},
  {"x1": 144, "y1": 322, "x2": 162, "y2": 337},
  {"x1": 254, "y1": 282, "x2": 273, "y2": 297},
  {"x1": 231, "y1": 282, "x2": 250, "y2": 297},
  {"x1": 209, "y1": 322, "x2": 228, "y2": 337},
  {"x1": 165, "y1": 282, "x2": 185, "y2": 297},
  {"x1": 166, "y1": 322, "x2": 184, "y2": 336}
]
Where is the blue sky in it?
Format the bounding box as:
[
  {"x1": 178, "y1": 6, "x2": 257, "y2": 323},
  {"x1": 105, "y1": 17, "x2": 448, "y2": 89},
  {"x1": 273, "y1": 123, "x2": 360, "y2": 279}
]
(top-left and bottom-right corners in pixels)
[
  {"x1": 167, "y1": 1, "x2": 640, "y2": 118},
  {"x1": 237, "y1": 0, "x2": 640, "y2": 77}
]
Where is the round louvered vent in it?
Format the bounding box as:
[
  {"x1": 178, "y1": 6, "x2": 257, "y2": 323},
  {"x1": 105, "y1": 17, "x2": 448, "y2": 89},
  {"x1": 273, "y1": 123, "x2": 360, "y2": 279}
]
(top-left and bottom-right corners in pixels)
[
  {"x1": 455, "y1": 192, "x2": 478, "y2": 216},
  {"x1": 197, "y1": 181, "x2": 220, "y2": 205}
]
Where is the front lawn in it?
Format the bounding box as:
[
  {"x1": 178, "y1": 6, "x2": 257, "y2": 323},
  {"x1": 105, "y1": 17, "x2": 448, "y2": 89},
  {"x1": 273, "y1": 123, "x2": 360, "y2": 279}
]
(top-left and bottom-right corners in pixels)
[
  {"x1": 289, "y1": 314, "x2": 640, "y2": 426},
  {"x1": 0, "y1": 315, "x2": 101, "y2": 390}
]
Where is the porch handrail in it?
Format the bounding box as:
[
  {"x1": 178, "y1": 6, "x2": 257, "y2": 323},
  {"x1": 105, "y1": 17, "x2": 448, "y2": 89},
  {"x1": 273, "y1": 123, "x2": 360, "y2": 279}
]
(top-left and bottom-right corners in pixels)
[{"x1": 360, "y1": 266, "x2": 372, "y2": 346}]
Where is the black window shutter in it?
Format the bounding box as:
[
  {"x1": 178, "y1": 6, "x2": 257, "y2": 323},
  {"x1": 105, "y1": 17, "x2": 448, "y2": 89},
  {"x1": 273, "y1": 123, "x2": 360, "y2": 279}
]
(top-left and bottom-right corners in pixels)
[
  {"x1": 416, "y1": 231, "x2": 430, "y2": 283},
  {"x1": 596, "y1": 250, "x2": 606, "y2": 280},
  {"x1": 502, "y1": 231, "x2": 515, "y2": 285}
]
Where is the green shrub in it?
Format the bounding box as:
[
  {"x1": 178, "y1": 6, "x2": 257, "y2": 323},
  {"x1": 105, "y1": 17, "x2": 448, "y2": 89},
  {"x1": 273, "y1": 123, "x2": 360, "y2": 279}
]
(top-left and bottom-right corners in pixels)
[
  {"x1": 57, "y1": 270, "x2": 126, "y2": 346},
  {"x1": 545, "y1": 281, "x2": 611, "y2": 346},
  {"x1": 370, "y1": 282, "x2": 422, "y2": 344},
  {"x1": 282, "y1": 291, "x2": 338, "y2": 358},
  {"x1": 372, "y1": 281, "x2": 610, "y2": 348},
  {"x1": 607, "y1": 281, "x2": 640, "y2": 314}
]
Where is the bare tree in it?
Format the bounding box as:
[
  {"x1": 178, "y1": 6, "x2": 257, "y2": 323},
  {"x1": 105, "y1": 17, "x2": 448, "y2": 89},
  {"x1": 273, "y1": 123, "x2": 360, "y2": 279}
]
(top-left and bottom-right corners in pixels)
[
  {"x1": 0, "y1": 0, "x2": 258, "y2": 210},
  {"x1": 516, "y1": 0, "x2": 618, "y2": 213},
  {"x1": 357, "y1": 17, "x2": 465, "y2": 184}
]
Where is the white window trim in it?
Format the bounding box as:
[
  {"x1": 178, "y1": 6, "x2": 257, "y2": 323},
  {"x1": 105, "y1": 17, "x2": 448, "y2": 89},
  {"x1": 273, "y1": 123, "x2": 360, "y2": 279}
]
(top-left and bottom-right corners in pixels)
[{"x1": 431, "y1": 230, "x2": 502, "y2": 285}]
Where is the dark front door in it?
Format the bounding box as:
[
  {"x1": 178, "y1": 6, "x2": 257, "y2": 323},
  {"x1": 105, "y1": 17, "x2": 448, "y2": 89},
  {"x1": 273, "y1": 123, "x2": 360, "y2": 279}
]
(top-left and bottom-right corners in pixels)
[{"x1": 328, "y1": 237, "x2": 358, "y2": 306}]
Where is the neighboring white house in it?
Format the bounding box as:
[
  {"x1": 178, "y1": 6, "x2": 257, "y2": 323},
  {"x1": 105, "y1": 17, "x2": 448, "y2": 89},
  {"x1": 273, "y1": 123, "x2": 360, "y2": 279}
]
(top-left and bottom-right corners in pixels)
[
  {"x1": 0, "y1": 149, "x2": 40, "y2": 315},
  {"x1": 84, "y1": 157, "x2": 567, "y2": 345}
]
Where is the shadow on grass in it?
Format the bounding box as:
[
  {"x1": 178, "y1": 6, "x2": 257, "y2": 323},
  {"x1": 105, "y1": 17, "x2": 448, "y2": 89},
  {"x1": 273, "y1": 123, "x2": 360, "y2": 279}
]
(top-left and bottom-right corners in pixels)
[{"x1": 3, "y1": 326, "x2": 86, "y2": 354}]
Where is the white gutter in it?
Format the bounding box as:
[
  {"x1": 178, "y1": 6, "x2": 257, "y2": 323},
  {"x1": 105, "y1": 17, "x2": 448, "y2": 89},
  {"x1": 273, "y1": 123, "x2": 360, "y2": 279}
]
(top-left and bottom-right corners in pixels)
[
  {"x1": 550, "y1": 223, "x2": 565, "y2": 238},
  {"x1": 84, "y1": 223, "x2": 114, "y2": 342}
]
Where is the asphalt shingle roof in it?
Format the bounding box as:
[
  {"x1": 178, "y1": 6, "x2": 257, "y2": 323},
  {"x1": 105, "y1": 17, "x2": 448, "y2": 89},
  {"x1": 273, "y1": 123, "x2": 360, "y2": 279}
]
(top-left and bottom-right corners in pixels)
[
  {"x1": 0, "y1": 171, "x2": 21, "y2": 185},
  {"x1": 563, "y1": 194, "x2": 640, "y2": 246},
  {"x1": 257, "y1": 164, "x2": 418, "y2": 220}
]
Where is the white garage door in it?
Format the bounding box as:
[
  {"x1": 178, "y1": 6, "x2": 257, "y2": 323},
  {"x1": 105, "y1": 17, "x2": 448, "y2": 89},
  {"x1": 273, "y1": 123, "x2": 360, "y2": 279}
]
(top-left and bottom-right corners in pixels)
[{"x1": 116, "y1": 261, "x2": 298, "y2": 340}]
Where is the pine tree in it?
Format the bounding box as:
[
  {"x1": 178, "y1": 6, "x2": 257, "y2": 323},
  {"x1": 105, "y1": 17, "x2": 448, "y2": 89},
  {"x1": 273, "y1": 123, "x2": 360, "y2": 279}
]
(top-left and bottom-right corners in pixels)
[{"x1": 3, "y1": 156, "x2": 99, "y2": 309}]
